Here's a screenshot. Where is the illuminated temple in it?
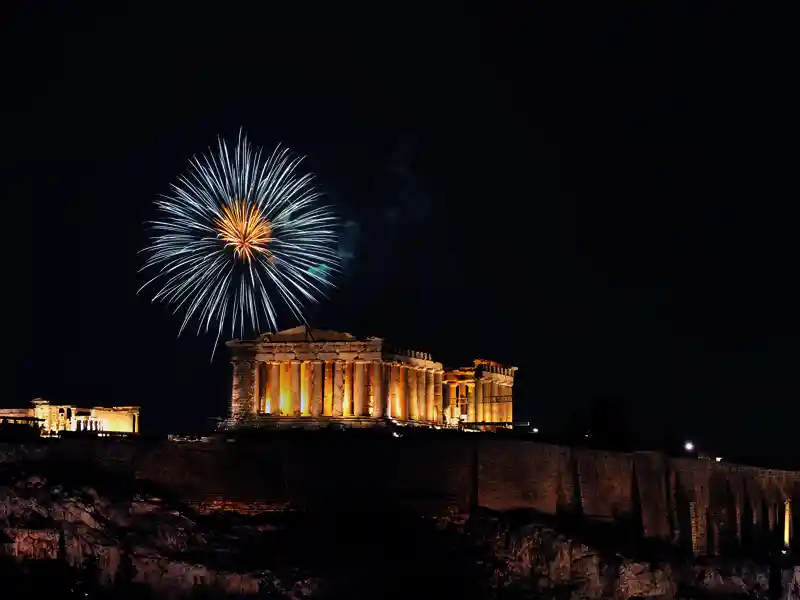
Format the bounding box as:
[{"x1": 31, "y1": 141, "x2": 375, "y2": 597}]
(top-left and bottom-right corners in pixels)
[
  {"x1": 0, "y1": 399, "x2": 140, "y2": 436},
  {"x1": 225, "y1": 326, "x2": 517, "y2": 430}
]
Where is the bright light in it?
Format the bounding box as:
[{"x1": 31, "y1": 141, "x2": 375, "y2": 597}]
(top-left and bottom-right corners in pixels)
[
  {"x1": 715, "y1": 456, "x2": 722, "y2": 462},
  {"x1": 684, "y1": 441, "x2": 695, "y2": 452},
  {"x1": 532, "y1": 427, "x2": 539, "y2": 434},
  {"x1": 392, "y1": 431, "x2": 402, "y2": 438}
]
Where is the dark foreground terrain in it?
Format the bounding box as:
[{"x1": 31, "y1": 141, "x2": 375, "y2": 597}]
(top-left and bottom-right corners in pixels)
[{"x1": 1, "y1": 435, "x2": 799, "y2": 599}]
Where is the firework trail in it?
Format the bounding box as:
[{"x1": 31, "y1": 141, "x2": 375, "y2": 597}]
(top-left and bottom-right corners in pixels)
[{"x1": 140, "y1": 132, "x2": 340, "y2": 350}]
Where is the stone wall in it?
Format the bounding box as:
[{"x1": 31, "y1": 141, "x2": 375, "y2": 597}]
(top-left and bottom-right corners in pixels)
[{"x1": 2, "y1": 438, "x2": 798, "y2": 555}]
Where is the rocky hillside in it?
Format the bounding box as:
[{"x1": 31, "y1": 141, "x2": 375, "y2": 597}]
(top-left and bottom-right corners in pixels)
[
  {"x1": 1, "y1": 458, "x2": 799, "y2": 599},
  {"x1": 0, "y1": 461, "x2": 313, "y2": 598}
]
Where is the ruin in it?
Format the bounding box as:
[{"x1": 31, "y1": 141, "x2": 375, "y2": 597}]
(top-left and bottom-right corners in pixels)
[
  {"x1": 224, "y1": 326, "x2": 517, "y2": 430},
  {"x1": 0, "y1": 398, "x2": 140, "y2": 436}
]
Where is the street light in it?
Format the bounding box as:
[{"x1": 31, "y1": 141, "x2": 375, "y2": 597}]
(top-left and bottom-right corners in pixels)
[{"x1": 684, "y1": 441, "x2": 695, "y2": 452}]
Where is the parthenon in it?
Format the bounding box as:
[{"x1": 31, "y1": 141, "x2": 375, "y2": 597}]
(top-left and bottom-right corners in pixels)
[{"x1": 225, "y1": 326, "x2": 517, "y2": 430}]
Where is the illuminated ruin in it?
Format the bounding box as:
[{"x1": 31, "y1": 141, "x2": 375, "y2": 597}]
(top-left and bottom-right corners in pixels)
[
  {"x1": 0, "y1": 398, "x2": 140, "y2": 436},
  {"x1": 225, "y1": 326, "x2": 517, "y2": 430}
]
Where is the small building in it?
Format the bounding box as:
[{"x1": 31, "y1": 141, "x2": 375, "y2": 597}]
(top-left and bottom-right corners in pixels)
[
  {"x1": 0, "y1": 398, "x2": 140, "y2": 436},
  {"x1": 225, "y1": 326, "x2": 517, "y2": 431}
]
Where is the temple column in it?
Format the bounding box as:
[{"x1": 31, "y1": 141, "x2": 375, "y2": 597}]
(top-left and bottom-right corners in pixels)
[
  {"x1": 389, "y1": 364, "x2": 399, "y2": 418},
  {"x1": 416, "y1": 368, "x2": 426, "y2": 422},
  {"x1": 353, "y1": 360, "x2": 366, "y2": 417},
  {"x1": 467, "y1": 382, "x2": 476, "y2": 423},
  {"x1": 398, "y1": 366, "x2": 408, "y2": 419},
  {"x1": 372, "y1": 362, "x2": 385, "y2": 418},
  {"x1": 785, "y1": 500, "x2": 792, "y2": 548},
  {"x1": 323, "y1": 361, "x2": 334, "y2": 416},
  {"x1": 279, "y1": 362, "x2": 291, "y2": 415},
  {"x1": 366, "y1": 362, "x2": 375, "y2": 416},
  {"x1": 268, "y1": 362, "x2": 280, "y2": 415},
  {"x1": 491, "y1": 381, "x2": 499, "y2": 423},
  {"x1": 433, "y1": 370, "x2": 443, "y2": 423},
  {"x1": 333, "y1": 360, "x2": 344, "y2": 417},
  {"x1": 343, "y1": 361, "x2": 353, "y2": 416},
  {"x1": 310, "y1": 360, "x2": 323, "y2": 417},
  {"x1": 475, "y1": 377, "x2": 484, "y2": 423},
  {"x1": 425, "y1": 369, "x2": 435, "y2": 422},
  {"x1": 505, "y1": 384, "x2": 513, "y2": 424},
  {"x1": 408, "y1": 367, "x2": 419, "y2": 420},
  {"x1": 446, "y1": 383, "x2": 457, "y2": 423},
  {"x1": 290, "y1": 360, "x2": 301, "y2": 417},
  {"x1": 300, "y1": 361, "x2": 311, "y2": 416},
  {"x1": 230, "y1": 358, "x2": 253, "y2": 422},
  {"x1": 252, "y1": 361, "x2": 262, "y2": 414}
]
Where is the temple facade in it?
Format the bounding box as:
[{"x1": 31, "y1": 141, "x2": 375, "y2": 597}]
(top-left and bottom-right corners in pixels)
[
  {"x1": 225, "y1": 326, "x2": 517, "y2": 430},
  {"x1": 0, "y1": 399, "x2": 140, "y2": 436}
]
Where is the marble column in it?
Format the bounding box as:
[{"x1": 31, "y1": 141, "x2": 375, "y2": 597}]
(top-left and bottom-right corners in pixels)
[
  {"x1": 269, "y1": 362, "x2": 280, "y2": 415},
  {"x1": 467, "y1": 382, "x2": 476, "y2": 423},
  {"x1": 389, "y1": 364, "x2": 399, "y2": 418},
  {"x1": 408, "y1": 367, "x2": 419, "y2": 420},
  {"x1": 416, "y1": 368, "x2": 426, "y2": 422},
  {"x1": 300, "y1": 361, "x2": 310, "y2": 416},
  {"x1": 491, "y1": 381, "x2": 499, "y2": 423},
  {"x1": 252, "y1": 361, "x2": 262, "y2": 414},
  {"x1": 280, "y1": 362, "x2": 291, "y2": 415},
  {"x1": 353, "y1": 360, "x2": 366, "y2": 417},
  {"x1": 343, "y1": 361, "x2": 353, "y2": 416},
  {"x1": 475, "y1": 377, "x2": 484, "y2": 423},
  {"x1": 290, "y1": 360, "x2": 302, "y2": 417},
  {"x1": 365, "y1": 363, "x2": 375, "y2": 416},
  {"x1": 495, "y1": 384, "x2": 504, "y2": 423},
  {"x1": 310, "y1": 360, "x2": 323, "y2": 417},
  {"x1": 446, "y1": 383, "x2": 457, "y2": 422},
  {"x1": 785, "y1": 500, "x2": 792, "y2": 548},
  {"x1": 425, "y1": 369, "x2": 435, "y2": 422},
  {"x1": 433, "y1": 370, "x2": 443, "y2": 423},
  {"x1": 323, "y1": 361, "x2": 334, "y2": 416},
  {"x1": 372, "y1": 362, "x2": 385, "y2": 418},
  {"x1": 230, "y1": 359, "x2": 253, "y2": 422},
  {"x1": 458, "y1": 382, "x2": 467, "y2": 420},
  {"x1": 398, "y1": 365, "x2": 408, "y2": 419},
  {"x1": 333, "y1": 360, "x2": 344, "y2": 417}
]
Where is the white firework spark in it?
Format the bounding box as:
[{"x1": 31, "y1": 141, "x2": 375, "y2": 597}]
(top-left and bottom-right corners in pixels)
[{"x1": 140, "y1": 131, "x2": 340, "y2": 349}]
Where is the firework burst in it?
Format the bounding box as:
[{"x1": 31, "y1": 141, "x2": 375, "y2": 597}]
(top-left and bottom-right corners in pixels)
[{"x1": 140, "y1": 132, "x2": 340, "y2": 348}]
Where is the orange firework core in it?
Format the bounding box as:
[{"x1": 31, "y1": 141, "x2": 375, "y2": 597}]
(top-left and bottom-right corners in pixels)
[{"x1": 214, "y1": 199, "x2": 273, "y2": 263}]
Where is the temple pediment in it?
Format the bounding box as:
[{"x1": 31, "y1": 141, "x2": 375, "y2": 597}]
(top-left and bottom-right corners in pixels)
[{"x1": 258, "y1": 325, "x2": 356, "y2": 342}]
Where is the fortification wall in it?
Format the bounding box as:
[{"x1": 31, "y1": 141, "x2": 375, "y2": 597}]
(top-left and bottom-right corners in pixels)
[{"x1": 2, "y1": 437, "x2": 798, "y2": 555}]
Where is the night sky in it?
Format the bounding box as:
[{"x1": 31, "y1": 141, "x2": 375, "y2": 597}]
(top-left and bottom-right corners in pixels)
[{"x1": 4, "y1": 5, "x2": 795, "y2": 463}]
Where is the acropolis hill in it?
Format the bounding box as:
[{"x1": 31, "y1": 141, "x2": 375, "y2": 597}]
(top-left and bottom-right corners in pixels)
[{"x1": 2, "y1": 434, "x2": 797, "y2": 559}]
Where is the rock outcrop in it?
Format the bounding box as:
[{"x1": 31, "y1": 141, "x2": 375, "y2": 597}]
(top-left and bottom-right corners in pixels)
[
  {"x1": 0, "y1": 463, "x2": 312, "y2": 598},
  {"x1": 471, "y1": 512, "x2": 795, "y2": 600}
]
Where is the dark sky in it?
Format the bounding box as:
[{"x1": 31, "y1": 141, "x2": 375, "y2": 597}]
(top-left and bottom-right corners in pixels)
[{"x1": 4, "y1": 4, "x2": 795, "y2": 463}]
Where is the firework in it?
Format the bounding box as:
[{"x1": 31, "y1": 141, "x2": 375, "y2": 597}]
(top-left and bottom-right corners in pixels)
[{"x1": 140, "y1": 132, "x2": 340, "y2": 347}]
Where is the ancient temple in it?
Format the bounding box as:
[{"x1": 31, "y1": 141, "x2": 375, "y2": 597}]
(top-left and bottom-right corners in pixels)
[
  {"x1": 225, "y1": 326, "x2": 517, "y2": 430},
  {"x1": 0, "y1": 399, "x2": 140, "y2": 436}
]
